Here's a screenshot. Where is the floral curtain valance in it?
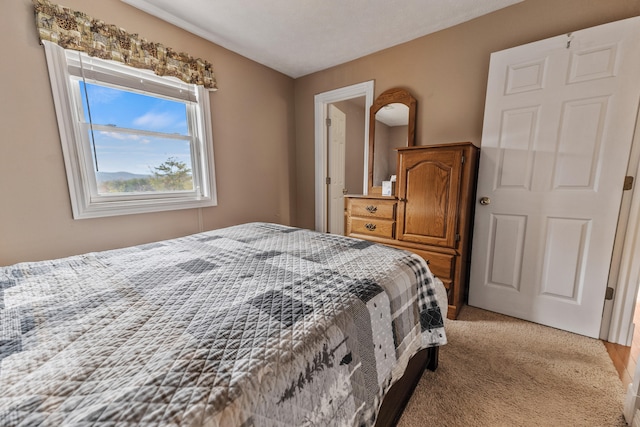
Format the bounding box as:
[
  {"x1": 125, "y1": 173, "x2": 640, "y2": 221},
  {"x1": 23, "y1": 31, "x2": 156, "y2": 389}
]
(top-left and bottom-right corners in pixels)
[{"x1": 33, "y1": 0, "x2": 217, "y2": 90}]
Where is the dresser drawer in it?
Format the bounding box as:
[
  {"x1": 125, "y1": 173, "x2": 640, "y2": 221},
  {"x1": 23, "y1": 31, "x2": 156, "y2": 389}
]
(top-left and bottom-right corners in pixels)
[
  {"x1": 349, "y1": 198, "x2": 396, "y2": 220},
  {"x1": 401, "y1": 248, "x2": 455, "y2": 281},
  {"x1": 350, "y1": 218, "x2": 395, "y2": 239}
]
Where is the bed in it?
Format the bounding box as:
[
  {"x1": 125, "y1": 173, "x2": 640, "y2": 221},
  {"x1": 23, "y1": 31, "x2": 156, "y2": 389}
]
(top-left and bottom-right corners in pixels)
[{"x1": 0, "y1": 222, "x2": 446, "y2": 426}]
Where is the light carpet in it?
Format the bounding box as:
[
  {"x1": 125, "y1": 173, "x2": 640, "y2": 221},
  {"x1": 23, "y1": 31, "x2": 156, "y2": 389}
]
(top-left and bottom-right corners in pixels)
[{"x1": 398, "y1": 305, "x2": 627, "y2": 426}]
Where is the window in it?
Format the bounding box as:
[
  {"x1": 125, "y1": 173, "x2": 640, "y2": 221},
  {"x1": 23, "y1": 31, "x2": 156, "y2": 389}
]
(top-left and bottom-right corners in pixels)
[{"x1": 43, "y1": 41, "x2": 217, "y2": 219}]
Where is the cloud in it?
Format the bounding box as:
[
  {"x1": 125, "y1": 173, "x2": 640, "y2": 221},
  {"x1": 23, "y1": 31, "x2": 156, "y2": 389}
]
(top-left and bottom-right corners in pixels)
[
  {"x1": 98, "y1": 131, "x2": 144, "y2": 141},
  {"x1": 133, "y1": 112, "x2": 180, "y2": 131},
  {"x1": 86, "y1": 85, "x2": 122, "y2": 104}
]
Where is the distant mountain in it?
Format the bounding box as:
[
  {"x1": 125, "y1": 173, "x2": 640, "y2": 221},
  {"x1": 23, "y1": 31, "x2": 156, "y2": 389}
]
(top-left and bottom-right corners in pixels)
[{"x1": 96, "y1": 171, "x2": 151, "y2": 183}]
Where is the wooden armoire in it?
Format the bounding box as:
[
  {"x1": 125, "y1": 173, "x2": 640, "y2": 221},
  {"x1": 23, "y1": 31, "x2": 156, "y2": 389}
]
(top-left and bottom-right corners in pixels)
[{"x1": 345, "y1": 142, "x2": 478, "y2": 319}]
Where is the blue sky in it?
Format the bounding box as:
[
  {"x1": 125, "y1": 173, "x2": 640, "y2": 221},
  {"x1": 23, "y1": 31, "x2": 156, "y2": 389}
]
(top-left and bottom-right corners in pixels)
[{"x1": 80, "y1": 82, "x2": 193, "y2": 175}]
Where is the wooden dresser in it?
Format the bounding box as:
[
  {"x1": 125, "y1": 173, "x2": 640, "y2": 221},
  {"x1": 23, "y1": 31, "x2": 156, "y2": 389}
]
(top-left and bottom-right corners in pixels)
[{"x1": 345, "y1": 142, "x2": 479, "y2": 319}]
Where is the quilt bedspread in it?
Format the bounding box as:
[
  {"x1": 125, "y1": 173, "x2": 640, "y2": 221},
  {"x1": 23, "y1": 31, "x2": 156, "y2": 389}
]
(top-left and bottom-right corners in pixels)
[{"x1": 0, "y1": 222, "x2": 446, "y2": 426}]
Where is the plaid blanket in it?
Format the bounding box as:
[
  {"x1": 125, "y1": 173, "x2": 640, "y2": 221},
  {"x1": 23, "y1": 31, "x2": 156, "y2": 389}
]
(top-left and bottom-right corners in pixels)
[{"x1": 0, "y1": 222, "x2": 446, "y2": 426}]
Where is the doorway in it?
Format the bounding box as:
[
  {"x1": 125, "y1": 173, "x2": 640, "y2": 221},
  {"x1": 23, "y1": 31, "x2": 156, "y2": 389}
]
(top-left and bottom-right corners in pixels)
[
  {"x1": 327, "y1": 104, "x2": 347, "y2": 235},
  {"x1": 314, "y1": 81, "x2": 374, "y2": 233}
]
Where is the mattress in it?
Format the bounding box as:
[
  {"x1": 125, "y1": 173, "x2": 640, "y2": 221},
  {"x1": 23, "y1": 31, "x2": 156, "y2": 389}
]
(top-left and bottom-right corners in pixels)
[{"x1": 0, "y1": 222, "x2": 446, "y2": 426}]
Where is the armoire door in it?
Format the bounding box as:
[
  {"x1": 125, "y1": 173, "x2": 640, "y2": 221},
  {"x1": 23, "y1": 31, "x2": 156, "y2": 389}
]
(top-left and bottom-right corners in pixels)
[{"x1": 396, "y1": 147, "x2": 462, "y2": 247}]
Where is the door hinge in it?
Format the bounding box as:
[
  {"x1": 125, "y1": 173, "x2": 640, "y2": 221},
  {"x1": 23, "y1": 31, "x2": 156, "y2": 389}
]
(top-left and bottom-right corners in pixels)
[
  {"x1": 326, "y1": 177, "x2": 331, "y2": 185},
  {"x1": 624, "y1": 176, "x2": 634, "y2": 191},
  {"x1": 455, "y1": 233, "x2": 461, "y2": 242},
  {"x1": 326, "y1": 118, "x2": 332, "y2": 127},
  {"x1": 605, "y1": 287, "x2": 614, "y2": 301},
  {"x1": 461, "y1": 155, "x2": 465, "y2": 164}
]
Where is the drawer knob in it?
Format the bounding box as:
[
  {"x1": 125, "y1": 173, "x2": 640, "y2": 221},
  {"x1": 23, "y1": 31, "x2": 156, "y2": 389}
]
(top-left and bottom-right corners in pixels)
[
  {"x1": 365, "y1": 223, "x2": 377, "y2": 231},
  {"x1": 365, "y1": 205, "x2": 378, "y2": 213}
]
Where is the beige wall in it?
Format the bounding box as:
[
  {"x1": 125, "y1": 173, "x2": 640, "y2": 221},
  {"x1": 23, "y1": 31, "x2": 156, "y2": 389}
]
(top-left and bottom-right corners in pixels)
[
  {"x1": 0, "y1": 0, "x2": 296, "y2": 265},
  {"x1": 293, "y1": 0, "x2": 640, "y2": 229}
]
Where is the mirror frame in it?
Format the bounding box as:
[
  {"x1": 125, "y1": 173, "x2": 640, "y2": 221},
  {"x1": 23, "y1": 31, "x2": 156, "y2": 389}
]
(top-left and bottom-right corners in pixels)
[{"x1": 368, "y1": 87, "x2": 417, "y2": 195}]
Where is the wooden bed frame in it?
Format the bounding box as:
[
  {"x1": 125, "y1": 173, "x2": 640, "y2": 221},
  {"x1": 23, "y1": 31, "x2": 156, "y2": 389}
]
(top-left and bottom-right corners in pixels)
[{"x1": 376, "y1": 346, "x2": 439, "y2": 426}]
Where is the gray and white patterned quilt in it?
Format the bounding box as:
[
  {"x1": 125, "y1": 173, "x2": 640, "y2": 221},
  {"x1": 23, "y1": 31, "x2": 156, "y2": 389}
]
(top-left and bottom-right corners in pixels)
[{"x1": 0, "y1": 222, "x2": 446, "y2": 426}]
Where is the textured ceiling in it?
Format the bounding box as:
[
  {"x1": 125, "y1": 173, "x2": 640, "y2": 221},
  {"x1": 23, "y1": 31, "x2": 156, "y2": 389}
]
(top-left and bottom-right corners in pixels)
[{"x1": 122, "y1": 0, "x2": 523, "y2": 78}]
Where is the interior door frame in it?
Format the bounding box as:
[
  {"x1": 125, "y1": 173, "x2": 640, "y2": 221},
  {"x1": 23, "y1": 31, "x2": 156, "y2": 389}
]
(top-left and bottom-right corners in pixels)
[
  {"x1": 604, "y1": 108, "x2": 640, "y2": 344},
  {"x1": 314, "y1": 81, "x2": 374, "y2": 232}
]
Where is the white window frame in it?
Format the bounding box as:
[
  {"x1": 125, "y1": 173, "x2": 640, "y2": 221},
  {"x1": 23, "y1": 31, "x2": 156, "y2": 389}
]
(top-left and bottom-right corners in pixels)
[{"x1": 42, "y1": 41, "x2": 217, "y2": 219}]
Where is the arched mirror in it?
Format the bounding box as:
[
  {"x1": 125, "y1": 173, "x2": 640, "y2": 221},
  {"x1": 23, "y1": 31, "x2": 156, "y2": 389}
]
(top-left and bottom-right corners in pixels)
[{"x1": 368, "y1": 88, "x2": 416, "y2": 195}]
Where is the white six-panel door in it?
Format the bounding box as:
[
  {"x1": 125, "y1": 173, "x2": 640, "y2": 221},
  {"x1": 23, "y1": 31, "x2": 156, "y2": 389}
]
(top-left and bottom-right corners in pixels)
[
  {"x1": 328, "y1": 104, "x2": 347, "y2": 235},
  {"x1": 468, "y1": 17, "x2": 640, "y2": 338}
]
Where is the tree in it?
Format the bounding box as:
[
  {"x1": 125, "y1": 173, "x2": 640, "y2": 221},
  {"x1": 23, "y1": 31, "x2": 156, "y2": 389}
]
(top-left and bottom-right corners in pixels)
[
  {"x1": 99, "y1": 177, "x2": 154, "y2": 193},
  {"x1": 150, "y1": 157, "x2": 193, "y2": 191}
]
